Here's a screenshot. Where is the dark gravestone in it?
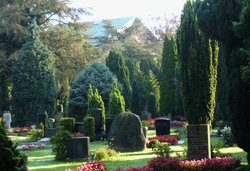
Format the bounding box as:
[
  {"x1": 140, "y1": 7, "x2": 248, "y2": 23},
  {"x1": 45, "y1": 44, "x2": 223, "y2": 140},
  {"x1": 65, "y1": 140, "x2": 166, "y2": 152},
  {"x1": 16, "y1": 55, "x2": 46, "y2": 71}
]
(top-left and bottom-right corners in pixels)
[
  {"x1": 105, "y1": 118, "x2": 113, "y2": 137},
  {"x1": 74, "y1": 122, "x2": 84, "y2": 133},
  {"x1": 44, "y1": 128, "x2": 56, "y2": 137},
  {"x1": 92, "y1": 108, "x2": 103, "y2": 140},
  {"x1": 140, "y1": 111, "x2": 151, "y2": 121},
  {"x1": 187, "y1": 124, "x2": 211, "y2": 159},
  {"x1": 155, "y1": 118, "x2": 170, "y2": 136},
  {"x1": 65, "y1": 137, "x2": 90, "y2": 159}
]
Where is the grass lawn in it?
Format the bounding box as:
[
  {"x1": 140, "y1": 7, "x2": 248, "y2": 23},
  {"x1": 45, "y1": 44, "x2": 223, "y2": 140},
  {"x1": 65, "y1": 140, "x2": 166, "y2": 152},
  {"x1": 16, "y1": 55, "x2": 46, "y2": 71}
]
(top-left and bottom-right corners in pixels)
[{"x1": 12, "y1": 129, "x2": 248, "y2": 171}]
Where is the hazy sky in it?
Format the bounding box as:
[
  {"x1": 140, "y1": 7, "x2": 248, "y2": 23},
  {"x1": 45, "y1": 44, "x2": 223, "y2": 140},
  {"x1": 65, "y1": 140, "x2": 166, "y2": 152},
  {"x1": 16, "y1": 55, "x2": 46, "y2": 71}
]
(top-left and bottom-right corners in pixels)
[{"x1": 70, "y1": 0, "x2": 186, "y2": 21}]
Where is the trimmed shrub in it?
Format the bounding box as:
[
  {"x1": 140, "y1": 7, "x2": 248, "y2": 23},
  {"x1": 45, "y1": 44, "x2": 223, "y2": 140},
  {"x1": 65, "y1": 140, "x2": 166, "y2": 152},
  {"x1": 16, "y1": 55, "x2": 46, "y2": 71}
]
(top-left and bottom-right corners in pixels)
[
  {"x1": 108, "y1": 112, "x2": 145, "y2": 151},
  {"x1": 28, "y1": 128, "x2": 44, "y2": 142},
  {"x1": 83, "y1": 116, "x2": 95, "y2": 141},
  {"x1": 60, "y1": 117, "x2": 75, "y2": 132},
  {"x1": 65, "y1": 161, "x2": 107, "y2": 171}
]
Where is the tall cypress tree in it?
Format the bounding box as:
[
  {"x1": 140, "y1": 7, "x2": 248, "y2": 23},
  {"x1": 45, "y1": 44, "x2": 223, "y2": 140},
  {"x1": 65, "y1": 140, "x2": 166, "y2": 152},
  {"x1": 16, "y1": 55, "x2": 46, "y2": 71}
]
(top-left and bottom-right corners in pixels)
[
  {"x1": 106, "y1": 49, "x2": 132, "y2": 110},
  {"x1": 12, "y1": 19, "x2": 57, "y2": 125},
  {"x1": 148, "y1": 70, "x2": 160, "y2": 116},
  {"x1": 178, "y1": 0, "x2": 218, "y2": 124},
  {"x1": 197, "y1": 0, "x2": 250, "y2": 163},
  {"x1": 108, "y1": 79, "x2": 125, "y2": 118},
  {"x1": 160, "y1": 35, "x2": 177, "y2": 117}
]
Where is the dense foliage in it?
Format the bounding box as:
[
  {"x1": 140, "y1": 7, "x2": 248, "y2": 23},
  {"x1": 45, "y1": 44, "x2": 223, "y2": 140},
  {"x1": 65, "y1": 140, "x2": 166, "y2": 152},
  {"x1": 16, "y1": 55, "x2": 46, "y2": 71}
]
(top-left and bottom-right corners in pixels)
[
  {"x1": 197, "y1": 0, "x2": 250, "y2": 164},
  {"x1": 60, "y1": 117, "x2": 75, "y2": 133},
  {"x1": 68, "y1": 62, "x2": 115, "y2": 119},
  {"x1": 11, "y1": 19, "x2": 57, "y2": 125},
  {"x1": 160, "y1": 35, "x2": 177, "y2": 117},
  {"x1": 108, "y1": 79, "x2": 125, "y2": 118},
  {"x1": 178, "y1": 0, "x2": 218, "y2": 124},
  {"x1": 0, "y1": 125, "x2": 27, "y2": 170},
  {"x1": 106, "y1": 49, "x2": 132, "y2": 109},
  {"x1": 108, "y1": 112, "x2": 145, "y2": 151}
]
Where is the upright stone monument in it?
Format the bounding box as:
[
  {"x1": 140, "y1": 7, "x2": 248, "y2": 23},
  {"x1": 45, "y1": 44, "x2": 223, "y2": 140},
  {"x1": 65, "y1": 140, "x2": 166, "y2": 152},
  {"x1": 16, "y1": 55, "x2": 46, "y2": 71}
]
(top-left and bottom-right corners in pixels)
[
  {"x1": 3, "y1": 111, "x2": 11, "y2": 129},
  {"x1": 187, "y1": 124, "x2": 211, "y2": 159},
  {"x1": 92, "y1": 108, "x2": 103, "y2": 140}
]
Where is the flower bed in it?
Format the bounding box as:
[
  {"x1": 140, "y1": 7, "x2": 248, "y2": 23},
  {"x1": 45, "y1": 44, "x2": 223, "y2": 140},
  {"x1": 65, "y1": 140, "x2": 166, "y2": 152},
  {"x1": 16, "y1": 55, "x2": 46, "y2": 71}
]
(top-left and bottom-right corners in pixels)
[
  {"x1": 147, "y1": 156, "x2": 241, "y2": 171},
  {"x1": 65, "y1": 161, "x2": 106, "y2": 171},
  {"x1": 148, "y1": 135, "x2": 178, "y2": 145},
  {"x1": 17, "y1": 143, "x2": 48, "y2": 151},
  {"x1": 13, "y1": 127, "x2": 32, "y2": 136}
]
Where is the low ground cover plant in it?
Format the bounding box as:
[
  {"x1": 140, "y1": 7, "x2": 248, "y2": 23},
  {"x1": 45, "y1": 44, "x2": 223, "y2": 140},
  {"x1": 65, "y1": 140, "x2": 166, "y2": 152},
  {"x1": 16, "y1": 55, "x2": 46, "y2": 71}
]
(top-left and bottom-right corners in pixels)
[
  {"x1": 65, "y1": 161, "x2": 106, "y2": 171},
  {"x1": 148, "y1": 156, "x2": 241, "y2": 171}
]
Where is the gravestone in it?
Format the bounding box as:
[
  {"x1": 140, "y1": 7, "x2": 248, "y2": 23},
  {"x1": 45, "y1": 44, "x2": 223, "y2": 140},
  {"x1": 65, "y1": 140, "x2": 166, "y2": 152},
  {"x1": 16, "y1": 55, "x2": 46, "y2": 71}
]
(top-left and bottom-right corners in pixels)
[
  {"x1": 140, "y1": 111, "x2": 151, "y2": 121},
  {"x1": 187, "y1": 124, "x2": 211, "y2": 159},
  {"x1": 92, "y1": 108, "x2": 103, "y2": 140},
  {"x1": 105, "y1": 118, "x2": 113, "y2": 137},
  {"x1": 155, "y1": 118, "x2": 170, "y2": 135},
  {"x1": 65, "y1": 137, "x2": 90, "y2": 159},
  {"x1": 3, "y1": 111, "x2": 11, "y2": 129},
  {"x1": 74, "y1": 122, "x2": 84, "y2": 133}
]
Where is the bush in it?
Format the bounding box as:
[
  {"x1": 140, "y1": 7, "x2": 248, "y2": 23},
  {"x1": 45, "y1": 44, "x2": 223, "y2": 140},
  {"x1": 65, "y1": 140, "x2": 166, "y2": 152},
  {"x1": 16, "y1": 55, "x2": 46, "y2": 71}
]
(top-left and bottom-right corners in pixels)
[
  {"x1": 220, "y1": 126, "x2": 236, "y2": 146},
  {"x1": 65, "y1": 161, "x2": 107, "y2": 171},
  {"x1": 83, "y1": 116, "x2": 95, "y2": 141},
  {"x1": 153, "y1": 143, "x2": 172, "y2": 157},
  {"x1": 108, "y1": 112, "x2": 145, "y2": 151},
  {"x1": 39, "y1": 122, "x2": 45, "y2": 137},
  {"x1": 146, "y1": 139, "x2": 160, "y2": 149},
  {"x1": 51, "y1": 128, "x2": 71, "y2": 161},
  {"x1": 29, "y1": 128, "x2": 44, "y2": 142},
  {"x1": 60, "y1": 117, "x2": 75, "y2": 132},
  {"x1": 94, "y1": 148, "x2": 116, "y2": 160},
  {"x1": 0, "y1": 124, "x2": 27, "y2": 171},
  {"x1": 141, "y1": 120, "x2": 151, "y2": 128}
]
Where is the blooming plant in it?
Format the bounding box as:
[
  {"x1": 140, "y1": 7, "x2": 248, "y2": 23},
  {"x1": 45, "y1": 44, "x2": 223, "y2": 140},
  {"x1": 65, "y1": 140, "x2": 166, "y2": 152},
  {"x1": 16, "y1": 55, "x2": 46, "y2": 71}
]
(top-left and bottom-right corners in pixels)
[
  {"x1": 65, "y1": 161, "x2": 107, "y2": 171},
  {"x1": 17, "y1": 143, "x2": 47, "y2": 151},
  {"x1": 148, "y1": 135, "x2": 178, "y2": 145},
  {"x1": 13, "y1": 127, "x2": 32, "y2": 136},
  {"x1": 147, "y1": 156, "x2": 241, "y2": 171}
]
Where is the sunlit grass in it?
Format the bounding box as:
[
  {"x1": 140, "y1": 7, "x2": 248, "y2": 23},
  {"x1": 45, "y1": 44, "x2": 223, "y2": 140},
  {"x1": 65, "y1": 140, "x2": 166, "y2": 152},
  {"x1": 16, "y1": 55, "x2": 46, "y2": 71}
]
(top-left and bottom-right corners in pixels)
[{"x1": 22, "y1": 128, "x2": 248, "y2": 171}]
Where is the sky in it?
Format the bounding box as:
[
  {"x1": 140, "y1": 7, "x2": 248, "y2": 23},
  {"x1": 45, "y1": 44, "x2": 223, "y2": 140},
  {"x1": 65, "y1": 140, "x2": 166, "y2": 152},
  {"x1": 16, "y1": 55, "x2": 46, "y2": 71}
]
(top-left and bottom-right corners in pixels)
[{"x1": 70, "y1": 0, "x2": 186, "y2": 22}]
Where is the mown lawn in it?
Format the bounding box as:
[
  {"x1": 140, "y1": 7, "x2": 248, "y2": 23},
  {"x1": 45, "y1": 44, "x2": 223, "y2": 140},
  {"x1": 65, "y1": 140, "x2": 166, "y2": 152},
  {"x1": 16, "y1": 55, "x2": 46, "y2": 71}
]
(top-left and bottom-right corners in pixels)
[{"x1": 12, "y1": 129, "x2": 249, "y2": 171}]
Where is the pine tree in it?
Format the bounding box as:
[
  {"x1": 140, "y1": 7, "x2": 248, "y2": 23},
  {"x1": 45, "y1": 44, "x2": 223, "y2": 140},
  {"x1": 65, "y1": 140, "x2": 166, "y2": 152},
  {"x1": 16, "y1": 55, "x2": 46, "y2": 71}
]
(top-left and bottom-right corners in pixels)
[
  {"x1": 106, "y1": 49, "x2": 132, "y2": 110},
  {"x1": 0, "y1": 125, "x2": 27, "y2": 171},
  {"x1": 160, "y1": 35, "x2": 177, "y2": 117},
  {"x1": 178, "y1": 0, "x2": 218, "y2": 124},
  {"x1": 11, "y1": 18, "x2": 57, "y2": 125},
  {"x1": 108, "y1": 79, "x2": 125, "y2": 118}
]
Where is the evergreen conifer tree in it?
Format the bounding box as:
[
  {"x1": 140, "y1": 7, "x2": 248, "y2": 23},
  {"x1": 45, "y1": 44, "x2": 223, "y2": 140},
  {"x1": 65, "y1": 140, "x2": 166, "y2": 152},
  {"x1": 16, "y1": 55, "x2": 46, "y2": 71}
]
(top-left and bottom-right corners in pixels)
[
  {"x1": 178, "y1": 0, "x2": 218, "y2": 124},
  {"x1": 11, "y1": 18, "x2": 57, "y2": 125},
  {"x1": 148, "y1": 70, "x2": 160, "y2": 116},
  {"x1": 108, "y1": 79, "x2": 125, "y2": 118},
  {"x1": 106, "y1": 49, "x2": 132, "y2": 110},
  {"x1": 160, "y1": 35, "x2": 177, "y2": 117},
  {"x1": 87, "y1": 84, "x2": 105, "y2": 130}
]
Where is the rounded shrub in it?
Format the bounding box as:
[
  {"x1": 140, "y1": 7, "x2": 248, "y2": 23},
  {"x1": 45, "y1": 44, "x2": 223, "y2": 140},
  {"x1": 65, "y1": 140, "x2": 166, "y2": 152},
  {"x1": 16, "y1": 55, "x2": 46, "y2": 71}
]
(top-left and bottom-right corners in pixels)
[
  {"x1": 60, "y1": 117, "x2": 75, "y2": 132},
  {"x1": 147, "y1": 139, "x2": 160, "y2": 149},
  {"x1": 83, "y1": 116, "x2": 95, "y2": 141},
  {"x1": 108, "y1": 112, "x2": 145, "y2": 151}
]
